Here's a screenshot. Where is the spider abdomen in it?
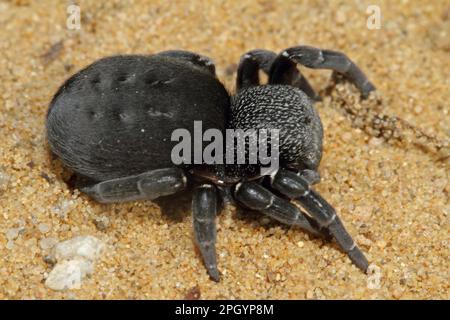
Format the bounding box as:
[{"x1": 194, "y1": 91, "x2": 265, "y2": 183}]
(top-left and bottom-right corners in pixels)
[{"x1": 47, "y1": 55, "x2": 230, "y2": 181}]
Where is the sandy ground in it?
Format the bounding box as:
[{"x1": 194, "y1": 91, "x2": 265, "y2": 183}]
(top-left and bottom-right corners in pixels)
[{"x1": 0, "y1": 0, "x2": 448, "y2": 299}]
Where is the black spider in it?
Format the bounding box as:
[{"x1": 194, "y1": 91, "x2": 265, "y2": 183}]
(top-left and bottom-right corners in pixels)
[{"x1": 46, "y1": 46, "x2": 376, "y2": 282}]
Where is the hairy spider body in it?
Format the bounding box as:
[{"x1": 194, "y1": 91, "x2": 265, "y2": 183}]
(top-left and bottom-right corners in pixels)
[
  {"x1": 231, "y1": 85, "x2": 323, "y2": 171},
  {"x1": 46, "y1": 46, "x2": 376, "y2": 282}
]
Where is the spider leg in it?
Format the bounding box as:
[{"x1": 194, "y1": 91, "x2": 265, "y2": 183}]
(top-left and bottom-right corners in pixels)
[
  {"x1": 237, "y1": 49, "x2": 319, "y2": 100},
  {"x1": 234, "y1": 181, "x2": 330, "y2": 238},
  {"x1": 217, "y1": 185, "x2": 236, "y2": 207},
  {"x1": 298, "y1": 168, "x2": 321, "y2": 185},
  {"x1": 192, "y1": 184, "x2": 220, "y2": 281},
  {"x1": 157, "y1": 50, "x2": 216, "y2": 76},
  {"x1": 269, "y1": 45, "x2": 376, "y2": 98},
  {"x1": 271, "y1": 169, "x2": 369, "y2": 272},
  {"x1": 236, "y1": 49, "x2": 276, "y2": 90},
  {"x1": 80, "y1": 168, "x2": 186, "y2": 203}
]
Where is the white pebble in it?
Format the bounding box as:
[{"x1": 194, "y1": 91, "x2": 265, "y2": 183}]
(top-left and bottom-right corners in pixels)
[
  {"x1": 45, "y1": 236, "x2": 105, "y2": 291},
  {"x1": 5, "y1": 228, "x2": 20, "y2": 240},
  {"x1": 93, "y1": 216, "x2": 110, "y2": 231},
  {"x1": 369, "y1": 137, "x2": 383, "y2": 146},
  {"x1": 6, "y1": 240, "x2": 14, "y2": 250},
  {"x1": 45, "y1": 258, "x2": 93, "y2": 291},
  {"x1": 53, "y1": 236, "x2": 105, "y2": 261},
  {"x1": 39, "y1": 237, "x2": 59, "y2": 250},
  {"x1": 52, "y1": 199, "x2": 75, "y2": 219},
  {"x1": 38, "y1": 223, "x2": 51, "y2": 234}
]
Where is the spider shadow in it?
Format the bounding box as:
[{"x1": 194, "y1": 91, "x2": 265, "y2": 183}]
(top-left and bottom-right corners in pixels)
[
  {"x1": 154, "y1": 185, "x2": 229, "y2": 223},
  {"x1": 231, "y1": 199, "x2": 339, "y2": 256},
  {"x1": 44, "y1": 146, "x2": 75, "y2": 186},
  {"x1": 152, "y1": 187, "x2": 194, "y2": 223},
  {"x1": 232, "y1": 205, "x2": 326, "y2": 243}
]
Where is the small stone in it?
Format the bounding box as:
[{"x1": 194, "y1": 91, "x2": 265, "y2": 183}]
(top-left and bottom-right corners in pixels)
[
  {"x1": 306, "y1": 290, "x2": 314, "y2": 299},
  {"x1": 39, "y1": 237, "x2": 59, "y2": 250},
  {"x1": 44, "y1": 236, "x2": 105, "y2": 291},
  {"x1": 43, "y1": 255, "x2": 57, "y2": 266},
  {"x1": 38, "y1": 223, "x2": 51, "y2": 234},
  {"x1": 356, "y1": 235, "x2": 373, "y2": 247},
  {"x1": 52, "y1": 199, "x2": 75, "y2": 219},
  {"x1": 5, "y1": 228, "x2": 20, "y2": 240},
  {"x1": 377, "y1": 240, "x2": 387, "y2": 249},
  {"x1": 297, "y1": 241, "x2": 304, "y2": 248},
  {"x1": 45, "y1": 258, "x2": 93, "y2": 291},
  {"x1": 53, "y1": 236, "x2": 104, "y2": 262},
  {"x1": 93, "y1": 216, "x2": 110, "y2": 231},
  {"x1": 184, "y1": 285, "x2": 201, "y2": 300},
  {"x1": 6, "y1": 240, "x2": 15, "y2": 250},
  {"x1": 369, "y1": 137, "x2": 383, "y2": 146},
  {"x1": 413, "y1": 105, "x2": 423, "y2": 114},
  {"x1": 342, "y1": 132, "x2": 352, "y2": 142},
  {"x1": 314, "y1": 287, "x2": 325, "y2": 299},
  {"x1": 392, "y1": 287, "x2": 404, "y2": 299}
]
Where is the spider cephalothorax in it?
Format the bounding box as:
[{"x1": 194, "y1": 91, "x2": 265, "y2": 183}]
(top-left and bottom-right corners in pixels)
[{"x1": 47, "y1": 46, "x2": 375, "y2": 281}]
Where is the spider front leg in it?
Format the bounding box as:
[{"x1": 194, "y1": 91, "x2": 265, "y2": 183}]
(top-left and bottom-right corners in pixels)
[
  {"x1": 234, "y1": 181, "x2": 330, "y2": 238},
  {"x1": 270, "y1": 45, "x2": 376, "y2": 98},
  {"x1": 192, "y1": 184, "x2": 220, "y2": 281},
  {"x1": 270, "y1": 169, "x2": 369, "y2": 272},
  {"x1": 236, "y1": 49, "x2": 276, "y2": 90},
  {"x1": 236, "y1": 49, "x2": 319, "y2": 100},
  {"x1": 80, "y1": 168, "x2": 186, "y2": 203},
  {"x1": 298, "y1": 168, "x2": 321, "y2": 185}
]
